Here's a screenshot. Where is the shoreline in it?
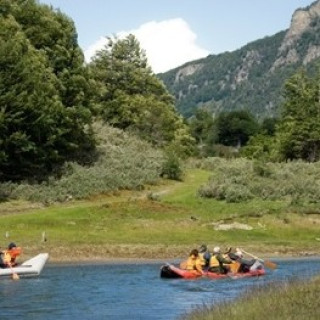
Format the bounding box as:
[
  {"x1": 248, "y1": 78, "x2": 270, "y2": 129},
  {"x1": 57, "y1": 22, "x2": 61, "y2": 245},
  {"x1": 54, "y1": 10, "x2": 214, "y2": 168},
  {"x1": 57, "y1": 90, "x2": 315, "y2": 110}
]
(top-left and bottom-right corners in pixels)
[
  {"x1": 18, "y1": 243, "x2": 320, "y2": 265},
  {"x1": 45, "y1": 254, "x2": 320, "y2": 266},
  {"x1": 46, "y1": 257, "x2": 177, "y2": 266}
]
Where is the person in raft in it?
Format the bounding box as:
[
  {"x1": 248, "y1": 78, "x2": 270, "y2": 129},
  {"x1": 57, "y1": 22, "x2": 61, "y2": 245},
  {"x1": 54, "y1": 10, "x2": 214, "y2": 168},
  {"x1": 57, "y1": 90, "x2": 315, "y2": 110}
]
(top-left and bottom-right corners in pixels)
[
  {"x1": 0, "y1": 242, "x2": 22, "y2": 268},
  {"x1": 208, "y1": 246, "x2": 232, "y2": 274},
  {"x1": 198, "y1": 244, "x2": 211, "y2": 269},
  {"x1": 185, "y1": 249, "x2": 204, "y2": 275},
  {"x1": 228, "y1": 248, "x2": 263, "y2": 273}
]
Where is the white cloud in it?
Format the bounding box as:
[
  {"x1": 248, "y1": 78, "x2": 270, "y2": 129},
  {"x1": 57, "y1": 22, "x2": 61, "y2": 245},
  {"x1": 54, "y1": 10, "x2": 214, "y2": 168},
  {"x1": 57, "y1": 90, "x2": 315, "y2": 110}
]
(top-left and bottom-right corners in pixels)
[{"x1": 84, "y1": 18, "x2": 209, "y2": 73}]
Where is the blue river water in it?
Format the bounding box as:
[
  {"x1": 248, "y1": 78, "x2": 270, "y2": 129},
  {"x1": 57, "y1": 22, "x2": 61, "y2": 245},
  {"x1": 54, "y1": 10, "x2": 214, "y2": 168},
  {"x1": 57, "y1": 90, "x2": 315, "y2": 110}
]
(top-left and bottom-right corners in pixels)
[{"x1": 0, "y1": 258, "x2": 320, "y2": 320}]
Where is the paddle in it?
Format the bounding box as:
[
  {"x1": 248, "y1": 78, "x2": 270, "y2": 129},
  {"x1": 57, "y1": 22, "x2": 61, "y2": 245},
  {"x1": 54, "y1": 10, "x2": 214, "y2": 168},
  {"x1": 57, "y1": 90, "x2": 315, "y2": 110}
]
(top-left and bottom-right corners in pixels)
[
  {"x1": 229, "y1": 261, "x2": 241, "y2": 273},
  {"x1": 9, "y1": 263, "x2": 20, "y2": 280},
  {"x1": 241, "y1": 249, "x2": 277, "y2": 270}
]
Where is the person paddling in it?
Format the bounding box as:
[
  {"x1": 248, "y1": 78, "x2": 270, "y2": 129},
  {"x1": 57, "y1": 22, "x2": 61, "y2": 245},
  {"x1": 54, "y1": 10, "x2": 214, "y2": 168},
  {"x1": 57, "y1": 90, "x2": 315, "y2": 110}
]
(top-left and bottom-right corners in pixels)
[
  {"x1": 198, "y1": 244, "x2": 211, "y2": 269},
  {"x1": 0, "y1": 242, "x2": 22, "y2": 268},
  {"x1": 185, "y1": 249, "x2": 204, "y2": 275},
  {"x1": 208, "y1": 247, "x2": 232, "y2": 274},
  {"x1": 231, "y1": 249, "x2": 263, "y2": 273}
]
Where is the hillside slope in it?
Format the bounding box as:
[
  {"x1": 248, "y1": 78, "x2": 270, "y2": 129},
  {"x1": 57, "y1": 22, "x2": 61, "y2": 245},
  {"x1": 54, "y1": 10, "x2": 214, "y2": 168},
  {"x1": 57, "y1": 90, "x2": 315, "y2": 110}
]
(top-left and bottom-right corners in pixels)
[{"x1": 159, "y1": 0, "x2": 320, "y2": 119}]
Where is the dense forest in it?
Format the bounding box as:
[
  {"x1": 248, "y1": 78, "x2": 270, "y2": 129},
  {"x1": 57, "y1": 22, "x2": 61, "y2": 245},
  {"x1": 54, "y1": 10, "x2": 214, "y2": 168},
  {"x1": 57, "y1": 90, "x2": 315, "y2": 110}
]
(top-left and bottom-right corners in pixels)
[{"x1": 1, "y1": 0, "x2": 320, "y2": 204}]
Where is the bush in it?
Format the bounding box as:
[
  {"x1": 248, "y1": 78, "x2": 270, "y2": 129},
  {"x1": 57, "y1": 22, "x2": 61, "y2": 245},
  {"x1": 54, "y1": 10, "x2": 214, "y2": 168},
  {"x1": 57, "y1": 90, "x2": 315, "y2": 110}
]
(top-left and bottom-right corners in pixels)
[
  {"x1": 0, "y1": 123, "x2": 165, "y2": 203},
  {"x1": 198, "y1": 158, "x2": 320, "y2": 204},
  {"x1": 161, "y1": 151, "x2": 184, "y2": 181}
]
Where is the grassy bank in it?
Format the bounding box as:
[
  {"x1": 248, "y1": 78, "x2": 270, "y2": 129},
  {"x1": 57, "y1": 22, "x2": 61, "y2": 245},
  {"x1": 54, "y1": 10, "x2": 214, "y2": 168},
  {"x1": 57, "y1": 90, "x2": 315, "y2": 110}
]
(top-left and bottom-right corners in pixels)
[
  {"x1": 183, "y1": 276, "x2": 320, "y2": 320},
  {"x1": 0, "y1": 168, "x2": 319, "y2": 261}
]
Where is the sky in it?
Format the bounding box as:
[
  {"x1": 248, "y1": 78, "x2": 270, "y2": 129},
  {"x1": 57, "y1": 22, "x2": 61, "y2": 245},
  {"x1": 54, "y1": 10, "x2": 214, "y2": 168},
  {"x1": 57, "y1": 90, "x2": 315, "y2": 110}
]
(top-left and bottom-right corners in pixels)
[{"x1": 38, "y1": 0, "x2": 315, "y2": 73}]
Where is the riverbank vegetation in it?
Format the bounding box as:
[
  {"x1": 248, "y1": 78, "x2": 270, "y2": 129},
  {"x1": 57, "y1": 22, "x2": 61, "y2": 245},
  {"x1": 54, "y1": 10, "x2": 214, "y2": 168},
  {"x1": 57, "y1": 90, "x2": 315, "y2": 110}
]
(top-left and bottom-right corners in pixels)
[
  {"x1": 195, "y1": 157, "x2": 320, "y2": 204},
  {"x1": 0, "y1": 123, "x2": 165, "y2": 203},
  {"x1": 0, "y1": 166, "x2": 319, "y2": 261},
  {"x1": 184, "y1": 276, "x2": 320, "y2": 320}
]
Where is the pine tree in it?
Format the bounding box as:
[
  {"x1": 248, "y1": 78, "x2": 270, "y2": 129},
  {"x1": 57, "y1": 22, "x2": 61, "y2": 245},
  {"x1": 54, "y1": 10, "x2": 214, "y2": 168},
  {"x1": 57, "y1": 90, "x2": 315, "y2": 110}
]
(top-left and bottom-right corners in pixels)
[{"x1": 277, "y1": 69, "x2": 320, "y2": 162}]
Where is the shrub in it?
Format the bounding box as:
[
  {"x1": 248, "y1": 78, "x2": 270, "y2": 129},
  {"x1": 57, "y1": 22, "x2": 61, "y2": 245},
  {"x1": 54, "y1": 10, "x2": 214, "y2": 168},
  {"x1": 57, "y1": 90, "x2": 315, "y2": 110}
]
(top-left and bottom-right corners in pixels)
[
  {"x1": 198, "y1": 158, "x2": 320, "y2": 204},
  {"x1": 161, "y1": 151, "x2": 184, "y2": 181},
  {"x1": 0, "y1": 123, "x2": 165, "y2": 203}
]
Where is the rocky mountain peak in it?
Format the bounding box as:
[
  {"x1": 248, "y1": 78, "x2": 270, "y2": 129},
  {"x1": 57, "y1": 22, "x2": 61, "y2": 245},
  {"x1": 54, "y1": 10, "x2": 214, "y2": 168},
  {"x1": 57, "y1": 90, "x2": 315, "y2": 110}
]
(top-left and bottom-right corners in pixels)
[
  {"x1": 272, "y1": 0, "x2": 320, "y2": 70},
  {"x1": 280, "y1": 0, "x2": 320, "y2": 51},
  {"x1": 160, "y1": 0, "x2": 320, "y2": 119}
]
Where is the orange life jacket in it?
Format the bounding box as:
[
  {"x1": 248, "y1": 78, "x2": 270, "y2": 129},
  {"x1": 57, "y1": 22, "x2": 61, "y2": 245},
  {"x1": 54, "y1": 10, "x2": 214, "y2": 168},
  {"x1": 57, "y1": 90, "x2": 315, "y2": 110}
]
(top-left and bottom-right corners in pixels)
[
  {"x1": 8, "y1": 247, "x2": 22, "y2": 259},
  {"x1": 2, "y1": 247, "x2": 22, "y2": 265}
]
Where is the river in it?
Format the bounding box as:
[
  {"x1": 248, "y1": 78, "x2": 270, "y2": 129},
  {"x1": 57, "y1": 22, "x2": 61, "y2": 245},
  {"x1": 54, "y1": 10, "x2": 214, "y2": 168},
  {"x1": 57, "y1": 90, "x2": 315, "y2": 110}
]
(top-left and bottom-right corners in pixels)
[{"x1": 0, "y1": 258, "x2": 320, "y2": 319}]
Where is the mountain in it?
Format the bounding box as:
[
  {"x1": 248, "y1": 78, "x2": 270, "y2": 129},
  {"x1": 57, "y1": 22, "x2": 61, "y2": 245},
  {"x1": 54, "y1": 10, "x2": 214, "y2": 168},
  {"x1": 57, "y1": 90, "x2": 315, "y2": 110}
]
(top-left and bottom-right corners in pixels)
[{"x1": 158, "y1": 0, "x2": 320, "y2": 119}]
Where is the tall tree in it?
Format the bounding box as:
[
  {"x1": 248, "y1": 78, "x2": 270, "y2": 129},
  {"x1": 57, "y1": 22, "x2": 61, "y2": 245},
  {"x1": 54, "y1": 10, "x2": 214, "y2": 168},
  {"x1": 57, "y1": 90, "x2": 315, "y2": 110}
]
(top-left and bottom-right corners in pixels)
[
  {"x1": 276, "y1": 69, "x2": 320, "y2": 162},
  {"x1": 11, "y1": 0, "x2": 96, "y2": 112},
  {"x1": 0, "y1": 15, "x2": 62, "y2": 180},
  {"x1": 189, "y1": 108, "x2": 215, "y2": 144},
  {"x1": 90, "y1": 34, "x2": 194, "y2": 150},
  {"x1": 0, "y1": 2, "x2": 96, "y2": 181},
  {"x1": 214, "y1": 110, "x2": 259, "y2": 147}
]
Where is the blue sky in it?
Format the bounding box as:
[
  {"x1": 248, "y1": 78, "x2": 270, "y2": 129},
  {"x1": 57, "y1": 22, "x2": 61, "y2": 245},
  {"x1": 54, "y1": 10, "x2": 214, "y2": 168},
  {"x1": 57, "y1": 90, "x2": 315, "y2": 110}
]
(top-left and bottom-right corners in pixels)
[{"x1": 39, "y1": 0, "x2": 315, "y2": 73}]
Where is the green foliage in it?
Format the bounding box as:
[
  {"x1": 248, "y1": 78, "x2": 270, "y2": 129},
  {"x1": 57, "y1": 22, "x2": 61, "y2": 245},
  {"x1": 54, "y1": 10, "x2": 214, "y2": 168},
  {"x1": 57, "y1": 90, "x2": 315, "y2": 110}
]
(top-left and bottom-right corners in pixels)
[
  {"x1": 252, "y1": 160, "x2": 272, "y2": 177},
  {"x1": 189, "y1": 109, "x2": 260, "y2": 157},
  {"x1": 189, "y1": 108, "x2": 215, "y2": 144},
  {"x1": 261, "y1": 117, "x2": 278, "y2": 135},
  {"x1": 0, "y1": 15, "x2": 67, "y2": 180},
  {"x1": 198, "y1": 158, "x2": 320, "y2": 204},
  {"x1": 160, "y1": 151, "x2": 184, "y2": 181},
  {"x1": 89, "y1": 35, "x2": 189, "y2": 148},
  {"x1": 0, "y1": 123, "x2": 165, "y2": 202},
  {"x1": 12, "y1": 0, "x2": 95, "y2": 112},
  {"x1": 0, "y1": 0, "x2": 95, "y2": 181},
  {"x1": 185, "y1": 277, "x2": 320, "y2": 320},
  {"x1": 240, "y1": 134, "x2": 278, "y2": 161},
  {"x1": 214, "y1": 110, "x2": 260, "y2": 147},
  {"x1": 276, "y1": 69, "x2": 320, "y2": 162}
]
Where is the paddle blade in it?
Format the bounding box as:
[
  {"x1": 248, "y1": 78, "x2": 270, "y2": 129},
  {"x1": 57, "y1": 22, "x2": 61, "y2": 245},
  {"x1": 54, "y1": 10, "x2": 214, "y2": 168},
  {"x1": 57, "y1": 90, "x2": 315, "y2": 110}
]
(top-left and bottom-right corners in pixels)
[
  {"x1": 264, "y1": 260, "x2": 277, "y2": 269},
  {"x1": 229, "y1": 261, "x2": 241, "y2": 273},
  {"x1": 11, "y1": 273, "x2": 20, "y2": 280}
]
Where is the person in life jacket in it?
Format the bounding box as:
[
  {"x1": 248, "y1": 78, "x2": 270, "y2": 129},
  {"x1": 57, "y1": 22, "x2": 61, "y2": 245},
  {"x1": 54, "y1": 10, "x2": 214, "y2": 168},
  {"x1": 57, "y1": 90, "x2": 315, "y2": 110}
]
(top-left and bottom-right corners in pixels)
[
  {"x1": 223, "y1": 247, "x2": 244, "y2": 273},
  {"x1": 231, "y1": 249, "x2": 263, "y2": 273},
  {"x1": 0, "y1": 242, "x2": 22, "y2": 268},
  {"x1": 208, "y1": 246, "x2": 232, "y2": 274},
  {"x1": 198, "y1": 244, "x2": 211, "y2": 269},
  {"x1": 185, "y1": 249, "x2": 204, "y2": 275}
]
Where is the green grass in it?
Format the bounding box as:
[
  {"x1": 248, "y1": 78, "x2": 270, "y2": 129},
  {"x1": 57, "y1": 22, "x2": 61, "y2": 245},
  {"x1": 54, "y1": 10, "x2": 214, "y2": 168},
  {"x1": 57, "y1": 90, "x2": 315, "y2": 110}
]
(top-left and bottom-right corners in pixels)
[
  {"x1": 0, "y1": 169, "x2": 319, "y2": 259},
  {"x1": 183, "y1": 276, "x2": 320, "y2": 320}
]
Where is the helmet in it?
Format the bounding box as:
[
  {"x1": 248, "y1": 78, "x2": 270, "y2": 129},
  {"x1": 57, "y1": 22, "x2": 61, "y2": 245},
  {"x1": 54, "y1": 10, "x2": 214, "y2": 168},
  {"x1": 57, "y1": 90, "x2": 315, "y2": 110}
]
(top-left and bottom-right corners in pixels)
[
  {"x1": 199, "y1": 244, "x2": 207, "y2": 253},
  {"x1": 8, "y1": 242, "x2": 16, "y2": 250},
  {"x1": 213, "y1": 246, "x2": 220, "y2": 253},
  {"x1": 235, "y1": 250, "x2": 243, "y2": 258}
]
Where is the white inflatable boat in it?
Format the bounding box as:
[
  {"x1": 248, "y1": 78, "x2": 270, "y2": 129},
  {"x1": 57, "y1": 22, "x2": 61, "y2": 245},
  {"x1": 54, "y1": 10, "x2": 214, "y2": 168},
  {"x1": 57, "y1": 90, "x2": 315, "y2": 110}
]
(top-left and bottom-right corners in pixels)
[{"x1": 0, "y1": 253, "x2": 49, "y2": 278}]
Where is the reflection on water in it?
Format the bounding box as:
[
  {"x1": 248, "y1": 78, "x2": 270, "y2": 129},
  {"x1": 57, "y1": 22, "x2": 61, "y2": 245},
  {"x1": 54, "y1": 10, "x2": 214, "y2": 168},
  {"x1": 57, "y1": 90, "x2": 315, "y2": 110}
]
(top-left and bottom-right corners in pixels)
[{"x1": 0, "y1": 258, "x2": 319, "y2": 320}]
